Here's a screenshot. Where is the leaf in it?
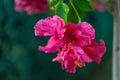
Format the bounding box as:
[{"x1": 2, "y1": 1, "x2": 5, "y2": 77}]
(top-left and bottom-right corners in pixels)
[
  {"x1": 55, "y1": 3, "x2": 69, "y2": 23},
  {"x1": 67, "y1": 3, "x2": 86, "y2": 24},
  {"x1": 49, "y1": 0, "x2": 58, "y2": 6},
  {"x1": 73, "y1": 0, "x2": 93, "y2": 11}
]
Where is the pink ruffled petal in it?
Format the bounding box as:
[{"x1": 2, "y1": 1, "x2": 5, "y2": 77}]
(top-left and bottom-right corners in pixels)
[
  {"x1": 34, "y1": 18, "x2": 54, "y2": 36},
  {"x1": 72, "y1": 30, "x2": 91, "y2": 46},
  {"x1": 84, "y1": 40, "x2": 106, "y2": 64},
  {"x1": 38, "y1": 36, "x2": 60, "y2": 53},
  {"x1": 63, "y1": 50, "x2": 77, "y2": 73},
  {"x1": 74, "y1": 46, "x2": 92, "y2": 63},
  {"x1": 34, "y1": 16, "x2": 65, "y2": 39},
  {"x1": 77, "y1": 22, "x2": 95, "y2": 39}
]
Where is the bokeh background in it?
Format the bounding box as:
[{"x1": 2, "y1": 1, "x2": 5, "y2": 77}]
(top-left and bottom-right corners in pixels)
[{"x1": 0, "y1": 0, "x2": 113, "y2": 80}]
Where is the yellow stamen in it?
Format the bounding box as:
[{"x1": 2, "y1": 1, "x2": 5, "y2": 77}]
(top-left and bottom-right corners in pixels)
[
  {"x1": 74, "y1": 61, "x2": 83, "y2": 68},
  {"x1": 69, "y1": 46, "x2": 73, "y2": 49}
]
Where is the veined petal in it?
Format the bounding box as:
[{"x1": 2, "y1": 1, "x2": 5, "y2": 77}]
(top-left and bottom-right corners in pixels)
[
  {"x1": 38, "y1": 36, "x2": 60, "y2": 53},
  {"x1": 34, "y1": 18, "x2": 53, "y2": 36},
  {"x1": 63, "y1": 50, "x2": 77, "y2": 73},
  {"x1": 74, "y1": 46, "x2": 92, "y2": 63},
  {"x1": 34, "y1": 16, "x2": 65, "y2": 39},
  {"x1": 77, "y1": 22, "x2": 95, "y2": 39},
  {"x1": 84, "y1": 40, "x2": 106, "y2": 64}
]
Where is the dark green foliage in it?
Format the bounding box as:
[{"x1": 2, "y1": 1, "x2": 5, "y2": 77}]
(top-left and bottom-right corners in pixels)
[
  {"x1": 53, "y1": 0, "x2": 92, "y2": 23},
  {"x1": 73, "y1": 0, "x2": 93, "y2": 11},
  {"x1": 67, "y1": 3, "x2": 86, "y2": 23},
  {"x1": 0, "y1": 0, "x2": 112, "y2": 80}
]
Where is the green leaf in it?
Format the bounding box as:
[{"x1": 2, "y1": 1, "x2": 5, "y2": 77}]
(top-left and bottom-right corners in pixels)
[
  {"x1": 55, "y1": 3, "x2": 69, "y2": 23},
  {"x1": 67, "y1": 3, "x2": 86, "y2": 24},
  {"x1": 73, "y1": 0, "x2": 93, "y2": 11}
]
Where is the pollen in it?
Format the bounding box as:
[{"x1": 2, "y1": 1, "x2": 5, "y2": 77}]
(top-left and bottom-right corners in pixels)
[{"x1": 74, "y1": 61, "x2": 84, "y2": 68}]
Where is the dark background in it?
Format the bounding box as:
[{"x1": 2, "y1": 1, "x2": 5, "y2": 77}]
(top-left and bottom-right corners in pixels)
[{"x1": 0, "y1": 0, "x2": 113, "y2": 80}]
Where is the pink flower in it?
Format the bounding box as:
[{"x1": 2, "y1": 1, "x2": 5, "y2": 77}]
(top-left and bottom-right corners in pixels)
[
  {"x1": 15, "y1": 0, "x2": 48, "y2": 15},
  {"x1": 34, "y1": 16, "x2": 106, "y2": 73},
  {"x1": 91, "y1": 2, "x2": 105, "y2": 11}
]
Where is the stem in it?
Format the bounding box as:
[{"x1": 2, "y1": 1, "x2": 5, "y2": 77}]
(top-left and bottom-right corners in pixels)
[
  {"x1": 69, "y1": 0, "x2": 81, "y2": 23},
  {"x1": 112, "y1": 0, "x2": 120, "y2": 80},
  {"x1": 55, "y1": 0, "x2": 63, "y2": 7}
]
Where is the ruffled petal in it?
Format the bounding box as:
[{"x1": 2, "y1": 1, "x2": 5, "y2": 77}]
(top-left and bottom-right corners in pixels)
[
  {"x1": 78, "y1": 22, "x2": 95, "y2": 39},
  {"x1": 84, "y1": 40, "x2": 106, "y2": 64},
  {"x1": 34, "y1": 18, "x2": 54, "y2": 36},
  {"x1": 73, "y1": 46, "x2": 92, "y2": 63},
  {"x1": 38, "y1": 36, "x2": 60, "y2": 53},
  {"x1": 63, "y1": 50, "x2": 77, "y2": 73},
  {"x1": 34, "y1": 16, "x2": 65, "y2": 39}
]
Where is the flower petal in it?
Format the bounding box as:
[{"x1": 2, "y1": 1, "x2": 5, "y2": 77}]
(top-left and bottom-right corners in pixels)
[
  {"x1": 34, "y1": 16, "x2": 65, "y2": 39},
  {"x1": 78, "y1": 22, "x2": 95, "y2": 39},
  {"x1": 84, "y1": 40, "x2": 106, "y2": 64},
  {"x1": 38, "y1": 36, "x2": 60, "y2": 53},
  {"x1": 74, "y1": 46, "x2": 92, "y2": 63}
]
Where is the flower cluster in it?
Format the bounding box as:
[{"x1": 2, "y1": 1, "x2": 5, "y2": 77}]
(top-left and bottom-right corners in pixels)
[
  {"x1": 15, "y1": 0, "x2": 48, "y2": 15},
  {"x1": 34, "y1": 16, "x2": 106, "y2": 73}
]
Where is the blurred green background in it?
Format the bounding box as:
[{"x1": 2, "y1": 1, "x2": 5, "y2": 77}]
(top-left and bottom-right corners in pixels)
[{"x1": 0, "y1": 0, "x2": 113, "y2": 80}]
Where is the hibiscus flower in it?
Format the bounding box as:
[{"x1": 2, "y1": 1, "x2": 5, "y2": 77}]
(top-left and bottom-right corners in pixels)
[
  {"x1": 34, "y1": 16, "x2": 106, "y2": 73},
  {"x1": 15, "y1": 0, "x2": 48, "y2": 15}
]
